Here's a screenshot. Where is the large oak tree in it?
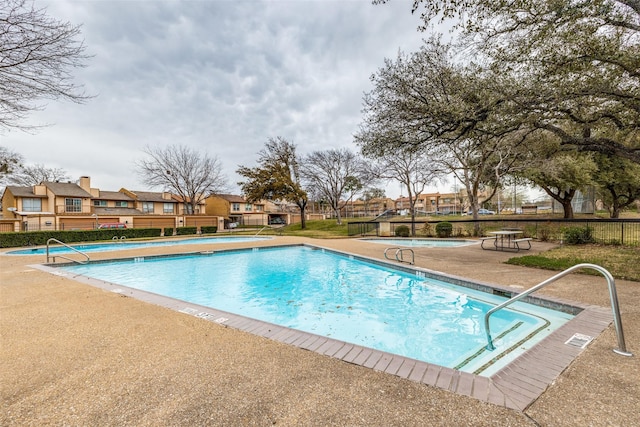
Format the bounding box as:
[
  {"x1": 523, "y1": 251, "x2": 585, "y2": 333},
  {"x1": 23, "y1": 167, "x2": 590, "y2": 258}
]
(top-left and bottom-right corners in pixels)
[
  {"x1": 379, "y1": 0, "x2": 640, "y2": 163},
  {"x1": 237, "y1": 137, "x2": 309, "y2": 229}
]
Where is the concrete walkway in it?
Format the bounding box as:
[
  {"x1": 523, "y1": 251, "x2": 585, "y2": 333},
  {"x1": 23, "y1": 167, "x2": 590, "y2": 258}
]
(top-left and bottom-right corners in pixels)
[{"x1": 1, "y1": 236, "x2": 638, "y2": 426}]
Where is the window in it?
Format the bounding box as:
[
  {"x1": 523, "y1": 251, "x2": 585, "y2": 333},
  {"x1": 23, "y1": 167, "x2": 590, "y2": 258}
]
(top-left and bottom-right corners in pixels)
[
  {"x1": 142, "y1": 202, "x2": 154, "y2": 213},
  {"x1": 93, "y1": 200, "x2": 107, "y2": 207},
  {"x1": 245, "y1": 203, "x2": 252, "y2": 212},
  {"x1": 231, "y1": 203, "x2": 240, "y2": 212},
  {"x1": 163, "y1": 203, "x2": 174, "y2": 214},
  {"x1": 115, "y1": 201, "x2": 128, "y2": 208},
  {"x1": 255, "y1": 205, "x2": 264, "y2": 212},
  {"x1": 65, "y1": 198, "x2": 82, "y2": 213},
  {"x1": 22, "y1": 198, "x2": 42, "y2": 212}
]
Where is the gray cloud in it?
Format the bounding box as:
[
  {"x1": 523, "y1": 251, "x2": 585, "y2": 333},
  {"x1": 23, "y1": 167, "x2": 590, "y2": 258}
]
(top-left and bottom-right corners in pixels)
[{"x1": 3, "y1": 0, "x2": 430, "y2": 195}]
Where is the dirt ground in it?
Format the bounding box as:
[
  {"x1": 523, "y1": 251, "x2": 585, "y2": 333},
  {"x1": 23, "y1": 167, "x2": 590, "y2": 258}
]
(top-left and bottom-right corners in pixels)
[{"x1": 1, "y1": 236, "x2": 638, "y2": 426}]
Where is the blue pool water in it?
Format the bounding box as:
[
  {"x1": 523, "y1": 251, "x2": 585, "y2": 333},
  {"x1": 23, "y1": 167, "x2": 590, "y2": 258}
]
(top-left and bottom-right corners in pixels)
[
  {"x1": 7, "y1": 236, "x2": 272, "y2": 255},
  {"x1": 58, "y1": 245, "x2": 573, "y2": 375},
  {"x1": 361, "y1": 238, "x2": 477, "y2": 248}
]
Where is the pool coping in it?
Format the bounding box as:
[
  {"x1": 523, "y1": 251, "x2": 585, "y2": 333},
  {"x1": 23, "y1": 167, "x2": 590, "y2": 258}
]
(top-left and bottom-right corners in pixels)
[
  {"x1": 32, "y1": 243, "x2": 614, "y2": 411},
  {"x1": 358, "y1": 237, "x2": 481, "y2": 247}
]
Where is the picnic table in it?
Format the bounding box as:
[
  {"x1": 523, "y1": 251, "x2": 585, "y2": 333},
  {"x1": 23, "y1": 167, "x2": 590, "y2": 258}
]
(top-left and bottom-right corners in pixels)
[{"x1": 480, "y1": 230, "x2": 532, "y2": 251}]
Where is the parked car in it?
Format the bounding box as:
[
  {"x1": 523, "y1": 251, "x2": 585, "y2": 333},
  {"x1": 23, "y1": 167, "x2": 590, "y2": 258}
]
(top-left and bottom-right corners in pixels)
[
  {"x1": 467, "y1": 209, "x2": 496, "y2": 215},
  {"x1": 98, "y1": 223, "x2": 127, "y2": 229},
  {"x1": 269, "y1": 217, "x2": 286, "y2": 225}
]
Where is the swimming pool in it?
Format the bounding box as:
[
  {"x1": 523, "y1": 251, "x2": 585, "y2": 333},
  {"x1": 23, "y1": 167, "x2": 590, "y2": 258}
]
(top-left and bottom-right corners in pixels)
[
  {"x1": 54, "y1": 245, "x2": 574, "y2": 377},
  {"x1": 6, "y1": 236, "x2": 272, "y2": 255},
  {"x1": 360, "y1": 238, "x2": 477, "y2": 248}
]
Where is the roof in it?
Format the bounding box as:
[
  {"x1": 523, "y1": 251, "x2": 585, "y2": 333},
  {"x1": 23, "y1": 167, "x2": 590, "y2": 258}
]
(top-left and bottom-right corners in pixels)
[
  {"x1": 214, "y1": 194, "x2": 247, "y2": 203},
  {"x1": 96, "y1": 191, "x2": 134, "y2": 201},
  {"x1": 43, "y1": 181, "x2": 92, "y2": 198},
  {"x1": 129, "y1": 191, "x2": 174, "y2": 202},
  {"x1": 4, "y1": 186, "x2": 48, "y2": 198},
  {"x1": 171, "y1": 194, "x2": 205, "y2": 204}
]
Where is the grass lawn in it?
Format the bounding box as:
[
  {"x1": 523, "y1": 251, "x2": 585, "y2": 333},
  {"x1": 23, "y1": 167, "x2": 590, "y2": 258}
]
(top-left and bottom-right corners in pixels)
[
  {"x1": 506, "y1": 244, "x2": 640, "y2": 282},
  {"x1": 270, "y1": 219, "x2": 351, "y2": 238},
  {"x1": 233, "y1": 219, "x2": 352, "y2": 238}
]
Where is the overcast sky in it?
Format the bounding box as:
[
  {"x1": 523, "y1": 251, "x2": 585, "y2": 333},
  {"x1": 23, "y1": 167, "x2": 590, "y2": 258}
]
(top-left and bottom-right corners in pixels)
[{"x1": 2, "y1": 0, "x2": 441, "y2": 197}]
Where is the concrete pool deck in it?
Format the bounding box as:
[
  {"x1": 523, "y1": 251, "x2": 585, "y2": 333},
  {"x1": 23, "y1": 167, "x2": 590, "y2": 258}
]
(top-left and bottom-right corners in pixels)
[{"x1": 2, "y1": 236, "x2": 638, "y2": 426}]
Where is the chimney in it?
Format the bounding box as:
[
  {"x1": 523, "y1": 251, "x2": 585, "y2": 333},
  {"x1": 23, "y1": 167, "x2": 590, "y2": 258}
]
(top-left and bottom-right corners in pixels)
[{"x1": 79, "y1": 176, "x2": 91, "y2": 192}]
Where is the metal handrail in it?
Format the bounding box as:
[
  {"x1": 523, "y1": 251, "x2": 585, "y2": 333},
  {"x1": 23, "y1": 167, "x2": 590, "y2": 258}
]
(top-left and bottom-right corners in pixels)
[
  {"x1": 46, "y1": 238, "x2": 90, "y2": 265},
  {"x1": 254, "y1": 226, "x2": 269, "y2": 236},
  {"x1": 384, "y1": 247, "x2": 415, "y2": 265},
  {"x1": 484, "y1": 263, "x2": 632, "y2": 356}
]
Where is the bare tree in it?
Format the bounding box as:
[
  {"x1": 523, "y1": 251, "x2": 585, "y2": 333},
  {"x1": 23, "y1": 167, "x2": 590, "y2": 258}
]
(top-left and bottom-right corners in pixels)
[
  {"x1": 0, "y1": 0, "x2": 91, "y2": 132},
  {"x1": 137, "y1": 144, "x2": 227, "y2": 215},
  {"x1": 9, "y1": 163, "x2": 69, "y2": 186},
  {"x1": 0, "y1": 146, "x2": 23, "y2": 184},
  {"x1": 355, "y1": 40, "x2": 528, "y2": 233},
  {"x1": 301, "y1": 148, "x2": 369, "y2": 225},
  {"x1": 361, "y1": 141, "x2": 441, "y2": 234}
]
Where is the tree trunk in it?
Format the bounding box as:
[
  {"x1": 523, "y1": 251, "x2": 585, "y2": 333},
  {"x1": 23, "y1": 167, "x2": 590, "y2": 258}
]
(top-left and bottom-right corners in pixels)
[
  {"x1": 610, "y1": 203, "x2": 621, "y2": 219},
  {"x1": 560, "y1": 199, "x2": 574, "y2": 219},
  {"x1": 410, "y1": 208, "x2": 416, "y2": 236},
  {"x1": 298, "y1": 202, "x2": 307, "y2": 229},
  {"x1": 542, "y1": 187, "x2": 576, "y2": 219},
  {"x1": 335, "y1": 207, "x2": 343, "y2": 225}
]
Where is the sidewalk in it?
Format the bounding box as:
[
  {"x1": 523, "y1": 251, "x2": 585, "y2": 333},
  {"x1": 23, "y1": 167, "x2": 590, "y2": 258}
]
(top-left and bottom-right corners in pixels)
[{"x1": 1, "y1": 236, "x2": 638, "y2": 426}]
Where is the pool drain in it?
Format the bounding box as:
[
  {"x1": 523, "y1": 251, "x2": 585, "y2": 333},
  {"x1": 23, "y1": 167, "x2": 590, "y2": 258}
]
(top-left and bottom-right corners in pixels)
[{"x1": 565, "y1": 333, "x2": 594, "y2": 349}]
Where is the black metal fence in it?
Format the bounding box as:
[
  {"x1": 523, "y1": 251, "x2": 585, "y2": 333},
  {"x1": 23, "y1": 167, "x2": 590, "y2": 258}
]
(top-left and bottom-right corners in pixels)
[{"x1": 347, "y1": 218, "x2": 640, "y2": 246}]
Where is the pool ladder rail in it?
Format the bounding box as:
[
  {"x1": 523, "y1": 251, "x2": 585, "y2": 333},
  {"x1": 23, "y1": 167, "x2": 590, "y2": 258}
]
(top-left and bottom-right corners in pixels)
[
  {"x1": 46, "y1": 238, "x2": 90, "y2": 265},
  {"x1": 484, "y1": 263, "x2": 632, "y2": 357},
  {"x1": 384, "y1": 247, "x2": 415, "y2": 265}
]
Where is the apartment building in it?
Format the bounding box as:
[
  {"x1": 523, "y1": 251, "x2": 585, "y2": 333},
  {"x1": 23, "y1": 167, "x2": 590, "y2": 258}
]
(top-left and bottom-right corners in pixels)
[
  {"x1": 205, "y1": 194, "x2": 288, "y2": 226},
  {"x1": 0, "y1": 176, "x2": 216, "y2": 232}
]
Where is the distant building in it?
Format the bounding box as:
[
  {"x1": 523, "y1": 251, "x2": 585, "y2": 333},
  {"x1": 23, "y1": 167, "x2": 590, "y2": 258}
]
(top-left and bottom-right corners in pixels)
[
  {"x1": 0, "y1": 176, "x2": 217, "y2": 232},
  {"x1": 205, "y1": 194, "x2": 290, "y2": 227}
]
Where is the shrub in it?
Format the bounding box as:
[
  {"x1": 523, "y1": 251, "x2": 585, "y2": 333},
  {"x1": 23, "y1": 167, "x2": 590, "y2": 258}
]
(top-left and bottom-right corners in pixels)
[
  {"x1": 435, "y1": 222, "x2": 453, "y2": 238},
  {"x1": 163, "y1": 227, "x2": 174, "y2": 237},
  {"x1": 538, "y1": 224, "x2": 553, "y2": 241},
  {"x1": 563, "y1": 226, "x2": 596, "y2": 245},
  {"x1": 200, "y1": 226, "x2": 218, "y2": 234},
  {"x1": 175, "y1": 226, "x2": 197, "y2": 236},
  {"x1": 0, "y1": 228, "x2": 162, "y2": 248},
  {"x1": 418, "y1": 222, "x2": 433, "y2": 237},
  {"x1": 395, "y1": 225, "x2": 410, "y2": 237}
]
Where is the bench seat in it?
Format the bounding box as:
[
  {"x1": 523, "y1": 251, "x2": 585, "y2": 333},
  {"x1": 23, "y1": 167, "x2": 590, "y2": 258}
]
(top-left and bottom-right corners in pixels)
[
  {"x1": 512, "y1": 237, "x2": 533, "y2": 250},
  {"x1": 479, "y1": 236, "x2": 497, "y2": 249}
]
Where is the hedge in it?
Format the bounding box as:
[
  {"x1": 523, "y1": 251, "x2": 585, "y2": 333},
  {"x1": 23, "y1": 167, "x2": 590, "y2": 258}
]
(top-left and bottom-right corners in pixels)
[
  {"x1": 200, "y1": 226, "x2": 218, "y2": 234},
  {"x1": 395, "y1": 225, "x2": 410, "y2": 237},
  {"x1": 0, "y1": 228, "x2": 162, "y2": 248},
  {"x1": 175, "y1": 226, "x2": 197, "y2": 236},
  {"x1": 435, "y1": 222, "x2": 453, "y2": 238}
]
